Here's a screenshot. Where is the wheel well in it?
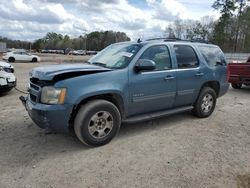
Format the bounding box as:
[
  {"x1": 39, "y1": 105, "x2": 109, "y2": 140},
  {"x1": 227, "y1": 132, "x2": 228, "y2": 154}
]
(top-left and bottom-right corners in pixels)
[
  {"x1": 200, "y1": 81, "x2": 220, "y2": 97},
  {"x1": 69, "y1": 93, "x2": 124, "y2": 130}
]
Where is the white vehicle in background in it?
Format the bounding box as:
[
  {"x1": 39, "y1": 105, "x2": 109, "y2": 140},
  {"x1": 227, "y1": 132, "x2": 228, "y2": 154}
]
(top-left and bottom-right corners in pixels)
[
  {"x1": 3, "y1": 51, "x2": 40, "y2": 62},
  {"x1": 0, "y1": 61, "x2": 16, "y2": 93}
]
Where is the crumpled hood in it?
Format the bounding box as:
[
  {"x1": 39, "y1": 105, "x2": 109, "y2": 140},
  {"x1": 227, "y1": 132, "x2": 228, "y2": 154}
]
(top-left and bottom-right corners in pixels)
[{"x1": 30, "y1": 63, "x2": 111, "y2": 81}]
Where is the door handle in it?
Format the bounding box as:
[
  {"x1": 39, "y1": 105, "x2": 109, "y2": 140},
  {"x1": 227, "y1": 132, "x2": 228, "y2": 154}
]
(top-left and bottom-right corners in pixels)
[
  {"x1": 195, "y1": 72, "x2": 204, "y2": 77},
  {"x1": 164, "y1": 75, "x2": 175, "y2": 81}
]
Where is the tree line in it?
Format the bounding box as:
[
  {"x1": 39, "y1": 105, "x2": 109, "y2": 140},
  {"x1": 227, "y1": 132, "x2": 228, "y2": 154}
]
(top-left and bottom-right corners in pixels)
[
  {"x1": 1, "y1": 0, "x2": 249, "y2": 53},
  {"x1": 32, "y1": 31, "x2": 130, "y2": 51},
  {"x1": 0, "y1": 31, "x2": 130, "y2": 52},
  {"x1": 165, "y1": 0, "x2": 250, "y2": 53}
]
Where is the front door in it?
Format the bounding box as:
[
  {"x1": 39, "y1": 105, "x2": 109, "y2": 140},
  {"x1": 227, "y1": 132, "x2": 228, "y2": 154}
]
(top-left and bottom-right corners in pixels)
[{"x1": 128, "y1": 45, "x2": 177, "y2": 116}]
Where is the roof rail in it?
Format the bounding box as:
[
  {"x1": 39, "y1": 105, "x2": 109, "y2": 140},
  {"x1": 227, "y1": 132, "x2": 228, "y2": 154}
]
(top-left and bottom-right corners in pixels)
[
  {"x1": 145, "y1": 37, "x2": 181, "y2": 41},
  {"x1": 145, "y1": 37, "x2": 211, "y2": 44}
]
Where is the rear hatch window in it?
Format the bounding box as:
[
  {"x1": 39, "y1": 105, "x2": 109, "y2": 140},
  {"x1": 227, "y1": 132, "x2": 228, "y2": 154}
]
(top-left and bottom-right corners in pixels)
[{"x1": 199, "y1": 46, "x2": 227, "y2": 67}]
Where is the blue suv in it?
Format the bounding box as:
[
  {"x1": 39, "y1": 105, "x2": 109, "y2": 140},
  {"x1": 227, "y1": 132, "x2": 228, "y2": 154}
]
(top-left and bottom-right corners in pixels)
[{"x1": 20, "y1": 39, "x2": 229, "y2": 147}]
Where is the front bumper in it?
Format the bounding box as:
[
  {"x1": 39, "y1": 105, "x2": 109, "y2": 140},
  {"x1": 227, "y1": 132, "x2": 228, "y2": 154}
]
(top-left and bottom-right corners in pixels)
[
  {"x1": 20, "y1": 96, "x2": 74, "y2": 133},
  {"x1": 0, "y1": 77, "x2": 16, "y2": 91}
]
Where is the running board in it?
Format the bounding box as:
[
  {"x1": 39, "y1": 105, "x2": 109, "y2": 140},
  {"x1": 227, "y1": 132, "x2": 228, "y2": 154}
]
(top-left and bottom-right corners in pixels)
[{"x1": 123, "y1": 106, "x2": 193, "y2": 123}]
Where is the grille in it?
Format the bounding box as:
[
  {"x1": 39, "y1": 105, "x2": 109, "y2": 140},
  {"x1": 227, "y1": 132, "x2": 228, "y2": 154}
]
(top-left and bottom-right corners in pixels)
[
  {"x1": 29, "y1": 78, "x2": 53, "y2": 103},
  {"x1": 29, "y1": 79, "x2": 42, "y2": 103},
  {"x1": 30, "y1": 83, "x2": 39, "y2": 91},
  {"x1": 30, "y1": 94, "x2": 37, "y2": 102}
]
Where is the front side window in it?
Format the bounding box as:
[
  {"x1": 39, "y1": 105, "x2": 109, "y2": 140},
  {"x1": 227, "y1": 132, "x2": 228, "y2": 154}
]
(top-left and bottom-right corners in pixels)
[
  {"x1": 199, "y1": 46, "x2": 227, "y2": 67},
  {"x1": 139, "y1": 45, "x2": 172, "y2": 71},
  {"x1": 89, "y1": 43, "x2": 142, "y2": 69},
  {"x1": 174, "y1": 45, "x2": 199, "y2": 68}
]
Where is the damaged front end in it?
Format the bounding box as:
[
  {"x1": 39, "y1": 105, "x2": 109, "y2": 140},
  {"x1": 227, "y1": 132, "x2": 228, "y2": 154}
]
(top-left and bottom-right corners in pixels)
[
  {"x1": 20, "y1": 77, "x2": 74, "y2": 133},
  {"x1": 20, "y1": 63, "x2": 110, "y2": 133}
]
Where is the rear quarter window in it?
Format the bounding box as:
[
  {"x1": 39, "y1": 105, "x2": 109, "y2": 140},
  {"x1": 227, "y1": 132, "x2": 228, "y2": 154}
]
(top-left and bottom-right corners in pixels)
[
  {"x1": 174, "y1": 45, "x2": 199, "y2": 69},
  {"x1": 199, "y1": 46, "x2": 226, "y2": 67}
]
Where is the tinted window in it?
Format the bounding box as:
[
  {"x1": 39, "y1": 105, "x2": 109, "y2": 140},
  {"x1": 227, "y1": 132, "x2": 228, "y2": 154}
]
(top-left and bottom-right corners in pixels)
[
  {"x1": 174, "y1": 45, "x2": 199, "y2": 68},
  {"x1": 140, "y1": 45, "x2": 171, "y2": 71},
  {"x1": 199, "y1": 46, "x2": 226, "y2": 67}
]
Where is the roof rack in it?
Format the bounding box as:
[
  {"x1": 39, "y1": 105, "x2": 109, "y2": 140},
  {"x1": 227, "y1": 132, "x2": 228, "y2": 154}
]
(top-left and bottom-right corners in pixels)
[{"x1": 145, "y1": 37, "x2": 211, "y2": 44}]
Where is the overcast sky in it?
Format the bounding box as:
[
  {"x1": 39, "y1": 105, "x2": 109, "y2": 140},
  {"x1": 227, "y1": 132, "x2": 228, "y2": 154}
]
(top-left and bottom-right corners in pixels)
[{"x1": 0, "y1": 0, "x2": 220, "y2": 41}]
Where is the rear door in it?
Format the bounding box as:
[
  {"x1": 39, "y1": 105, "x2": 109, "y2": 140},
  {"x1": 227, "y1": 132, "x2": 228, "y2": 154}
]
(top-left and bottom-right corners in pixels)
[
  {"x1": 172, "y1": 44, "x2": 205, "y2": 107},
  {"x1": 128, "y1": 45, "x2": 177, "y2": 116}
]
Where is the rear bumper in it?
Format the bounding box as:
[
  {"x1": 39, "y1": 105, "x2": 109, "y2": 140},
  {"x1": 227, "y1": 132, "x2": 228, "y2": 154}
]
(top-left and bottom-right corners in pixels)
[
  {"x1": 20, "y1": 96, "x2": 74, "y2": 133},
  {"x1": 229, "y1": 75, "x2": 250, "y2": 84}
]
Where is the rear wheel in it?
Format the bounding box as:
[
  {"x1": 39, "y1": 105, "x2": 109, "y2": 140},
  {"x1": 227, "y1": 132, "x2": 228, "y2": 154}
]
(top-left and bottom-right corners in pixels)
[
  {"x1": 31, "y1": 58, "x2": 37, "y2": 62},
  {"x1": 8, "y1": 57, "x2": 15, "y2": 62},
  {"x1": 231, "y1": 83, "x2": 242, "y2": 89},
  {"x1": 193, "y1": 87, "x2": 217, "y2": 118},
  {"x1": 74, "y1": 100, "x2": 121, "y2": 147}
]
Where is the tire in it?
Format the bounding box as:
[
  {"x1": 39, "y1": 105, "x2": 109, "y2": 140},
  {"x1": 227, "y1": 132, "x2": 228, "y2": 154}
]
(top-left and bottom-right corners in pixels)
[
  {"x1": 0, "y1": 87, "x2": 13, "y2": 94},
  {"x1": 8, "y1": 57, "x2": 15, "y2": 62},
  {"x1": 74, "y1": 100, "x2": 121, "y2": 147},
  {"x1": 32, "y1": 58, "x2": 37, "y2": 62},
  {"x1": 231, "y1": 83, "x2": 242, "y2": 89},
  {"x1": 193, "y1": 87, "x2": 217, "y2": 118}
]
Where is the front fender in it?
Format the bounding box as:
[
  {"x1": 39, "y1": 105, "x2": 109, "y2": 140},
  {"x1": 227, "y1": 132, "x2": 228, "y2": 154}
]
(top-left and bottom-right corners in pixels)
[{"x1": 55, "y1": 69, "x2": 129, "y2": 110}]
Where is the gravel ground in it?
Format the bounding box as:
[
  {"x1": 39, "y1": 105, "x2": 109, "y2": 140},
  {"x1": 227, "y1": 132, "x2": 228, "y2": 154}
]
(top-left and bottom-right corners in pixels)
[{"x1": 0, "y1": 61, "x2": 250, "y2": 188}]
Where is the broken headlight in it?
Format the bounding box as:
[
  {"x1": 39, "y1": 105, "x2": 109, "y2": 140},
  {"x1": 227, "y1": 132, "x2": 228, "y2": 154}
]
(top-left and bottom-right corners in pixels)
[{"x1": 41, "y1": 86, "x2": 66, "y2": 104}]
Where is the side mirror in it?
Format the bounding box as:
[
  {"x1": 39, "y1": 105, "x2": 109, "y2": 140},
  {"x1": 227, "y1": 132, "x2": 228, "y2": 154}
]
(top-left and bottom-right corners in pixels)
[{"x1": 135, "y1": 59, "x2": 156, "y2": 72}]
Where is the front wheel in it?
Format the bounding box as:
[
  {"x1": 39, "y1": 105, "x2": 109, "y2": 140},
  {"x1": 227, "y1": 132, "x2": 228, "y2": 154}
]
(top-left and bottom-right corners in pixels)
[
  {"x1": 0, "y1": 87, "x2": 13, "y2": 94},
  {"x1": 231, "y1": 83, "x2": 242, "y2": 89},
  {"x1": 193, "y1": 87, "x2": 217, "y2": 118},
  {"x1": 8, "y1": 57, "x2": 15, "y2": 62},
  {"x1": 74, "y1": 100, "x2": 121, "y2": 147}
]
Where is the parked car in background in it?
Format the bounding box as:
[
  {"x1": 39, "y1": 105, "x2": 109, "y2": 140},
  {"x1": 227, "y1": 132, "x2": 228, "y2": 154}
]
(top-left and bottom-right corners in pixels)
[
  {"x1": 3, "y1": 51, "x2": 40, "y2": 62},
  {"x1": 76, "y1": 50, "x2": 86, "y2": 55},
  {"x1": 68, "y1": 50, "x2": 79, "y2": 55},
  {"x1": 228, "y1": 57, "x2": 250, "y2": 89},
  {"x1": 0, "y1": 61, "x2": 16, "y2": 93},
  {"x1": 86, "y1": 50, "x2": 98, "y2": 55},
  {"x1": 20, "y1": 39, "x2": 229, "y2": 147}
]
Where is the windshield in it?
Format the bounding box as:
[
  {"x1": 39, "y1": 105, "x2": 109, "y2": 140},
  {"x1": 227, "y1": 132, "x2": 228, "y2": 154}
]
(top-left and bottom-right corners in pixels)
[{"x1": 89, "y1": 43, "x2": 142, "y2": 69}]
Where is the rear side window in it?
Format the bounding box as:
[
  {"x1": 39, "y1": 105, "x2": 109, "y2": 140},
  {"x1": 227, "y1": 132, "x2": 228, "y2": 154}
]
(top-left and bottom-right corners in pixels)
[
  {"x1": 174, "y1": 45, "x2": 199, "y2": 69},
  {"x1": 140, "y1": 45, "x2": 172, "y2": 71},
  {"x1": 199, "y1": 46, "x2": 226, "y2": 67}
]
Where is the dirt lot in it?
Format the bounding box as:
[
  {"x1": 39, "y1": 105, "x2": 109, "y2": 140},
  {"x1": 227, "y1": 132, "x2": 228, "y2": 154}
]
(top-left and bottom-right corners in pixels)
[{"x1": 0, "y1": 59, "x2": 250, "y2": 188}]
